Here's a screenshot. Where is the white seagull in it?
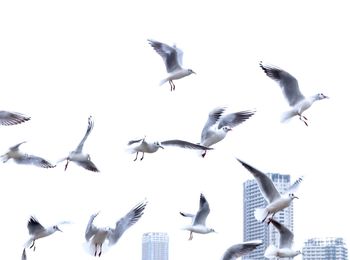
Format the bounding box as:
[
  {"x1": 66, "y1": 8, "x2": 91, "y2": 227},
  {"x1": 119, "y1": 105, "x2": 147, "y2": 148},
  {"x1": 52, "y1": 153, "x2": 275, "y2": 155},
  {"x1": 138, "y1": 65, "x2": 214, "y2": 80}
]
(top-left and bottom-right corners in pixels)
[
  {"x1": 180, "y1": 193, "x2": 216, "y2": 240},
  {"x1": 1, "y1": 141, "x2": 56, "y2": 168},
  {"x1": 200, "y1": 107, "x2": 255, "y2": 157},
  {"x1": 148, "y1": 39, "x2": 195, "y2": 91},
  {"x1": 221, "y1": 240, "x2": 263, "y2": 260},
  {"x1": 24, "y1": 216, "x2": 67, "y2": 251},
  {"x1": 237, "y1": 158, "x2": 302, "y2": 223},
  {"x1": 264, "y1": 218, "x2": 302, "y2": 259},
  {"x1": 127, "y1": 136, "x2": 212, "y2": 161},
  {"x1": 85, "y1": 200, "x2": 147, "y2": 257},
  {"x1": 259, "y1": 61, "x2": 329, "y2": 126},
  {"x1": 0, "y1": 110, "x2": 30, "y2": 126},
  {"x1": 58, "y1": 116, "x2": 99, "y2": 172}
]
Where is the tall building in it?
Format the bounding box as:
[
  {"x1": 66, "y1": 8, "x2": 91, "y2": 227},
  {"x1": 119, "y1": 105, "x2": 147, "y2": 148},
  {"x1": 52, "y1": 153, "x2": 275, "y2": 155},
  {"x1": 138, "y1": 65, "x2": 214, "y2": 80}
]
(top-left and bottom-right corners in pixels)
[
  {"x1": 243, "y1": 173, "x2": 294, "y2": 259},
  {"x1": 302, "y1": 237, "x2": 348, "y2": 260},
  {"x1": 142, "y1": 232, "x2": 169, "y2": 260}
]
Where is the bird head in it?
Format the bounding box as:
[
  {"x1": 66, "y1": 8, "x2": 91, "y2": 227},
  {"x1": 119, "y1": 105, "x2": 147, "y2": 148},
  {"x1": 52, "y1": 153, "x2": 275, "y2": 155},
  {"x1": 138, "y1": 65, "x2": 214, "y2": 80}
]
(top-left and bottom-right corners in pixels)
[
  {"x1": 154, "y1": 141, "x2": 164, "y2": 149},
  {"x1": 289, "y1": 193, "x2": 299, "y2": 200},
  {"x1": 188, "y1": 69, "x2": 196, "y2": 75},
  {"x1": 316, "y1": 93, "x2": 329, "y2": 100},
  {"x1": 222, "y1": 126, "x2": 232, "y2": 133},
  {"x1": 53, "y1": 225, "x2": 62, "y2": 232}
]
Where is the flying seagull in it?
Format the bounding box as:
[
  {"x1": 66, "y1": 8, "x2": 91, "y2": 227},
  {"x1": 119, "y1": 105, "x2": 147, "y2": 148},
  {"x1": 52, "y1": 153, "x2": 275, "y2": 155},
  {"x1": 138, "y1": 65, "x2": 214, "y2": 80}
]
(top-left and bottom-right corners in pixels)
[
  {"x1": 236, "y1": 158, "x2": 302, "y2": 223},
  {"x1": 0, "y1": 111, "x2": 30, "y2": 126},
  {"x1": 1, "y1": 141, "x2": 56, "y2": 168},
  {"x1": 127, "y1": 136, "x2": 212, "y2": 161},
  {"x1": 24, "y1": 216, "x2": 67, "y2": 251},
  {"x1": 259, "y1": 61, "x2": 329, "y2": 126},
  {"x1": 180, "y1": 193, "x2": 216, "y2": 240},
  {"x1": 200, "y1": 107, "x2": 255, "y2": 157},
  {"x1": 264, "y1": 218, "x2": 302, "y2": 259},
  {"x1": 221, "y1": 240, "x2": 263, "y2": 260},
  {"x1": 148, "y1": 39, "x2": 195, "y2": 91},
  {"x1": 58, "y1": 116, "x2": 99, "y2": 172},
  {"x1": 85, "y1": 200, "x2": 147, "y2": 257}
]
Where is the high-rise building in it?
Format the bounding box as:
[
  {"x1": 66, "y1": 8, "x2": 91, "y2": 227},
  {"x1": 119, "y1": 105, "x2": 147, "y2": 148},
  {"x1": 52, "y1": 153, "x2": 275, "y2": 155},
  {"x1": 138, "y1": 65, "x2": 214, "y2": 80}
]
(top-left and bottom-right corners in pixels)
[
  {"x1": 142, "y1": 232, "x2": 169, "y2": 260},
  {"x1": 302, "y1": 237, "x2": 348, "y2": 260},
  {"x1": 243, "y1": 173, "x2": 294, "y2": 259}
]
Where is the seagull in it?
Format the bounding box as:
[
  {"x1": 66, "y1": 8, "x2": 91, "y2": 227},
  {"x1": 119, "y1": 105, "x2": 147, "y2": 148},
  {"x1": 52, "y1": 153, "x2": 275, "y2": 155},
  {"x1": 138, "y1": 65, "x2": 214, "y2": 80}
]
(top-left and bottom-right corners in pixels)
[
  {"x1": 236, "y1": 158, "x2": 302, "y2": 223},
  {"x1": 200, "y1": 107, "x2": 255, "y2": 157},
  {"x1": 221, "y1": 240, "x2": 263, "y2": 260},
  {"x1": 58, "y1": 116, "x2": 99, "y2": 172},
  {"x1": 0, "y1": 141, "x2": 56, "y2": 168},
  {"x1": 180, "y1": 193, "x2": 216, "y2": 240},
  {"x1": 24, "y1": 216, "x2": 66, "y2": 251},
  {"x1": 0, "y1": 111, "x2": 30, "y2": 126},
  {"x1": 85, "y1": 200, "x2": 147, "y2": 257},
  {"x1": 127, "y1": 136, "x2": 212, "y2": 161},
  {"x1": 148, "y1": 39, "x2": 195, "y2": 91},
  {"x1": 259, "y1": 61, "x2": 329, "y2": 126},
  {"x1": 264, "y1": 218, "x2": 302, "y2": 259}
]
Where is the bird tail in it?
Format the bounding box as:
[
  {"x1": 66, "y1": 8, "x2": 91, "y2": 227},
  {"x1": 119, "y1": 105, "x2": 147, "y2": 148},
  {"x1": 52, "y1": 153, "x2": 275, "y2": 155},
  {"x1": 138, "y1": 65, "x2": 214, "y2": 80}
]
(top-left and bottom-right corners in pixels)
[
  {"x1": 23, "y1": 238, "x2": 33, "y2": 248},
  {"x1": 254, "y1": 208, "x2": 269, "y2": 222},
  {"x1": 264, "y1": 244, "x2": 278, "y2": 258},
  {"x1": 159, "y1": 77, "x2": 169, "y2": 86},
  {"x1": 280, "y1": 109, "x2": 297, "y2": 123}
]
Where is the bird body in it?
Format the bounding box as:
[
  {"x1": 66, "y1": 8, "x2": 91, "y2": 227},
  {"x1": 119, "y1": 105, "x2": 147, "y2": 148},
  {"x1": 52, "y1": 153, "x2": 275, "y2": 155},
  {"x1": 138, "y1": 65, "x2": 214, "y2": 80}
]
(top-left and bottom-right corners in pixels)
[
  {"x1": 200, "y1": 107, "x2": 255, "y2": 157},
  {"x1": 85, "y1": 200, "x2": 147, "y2": 257},
  {"x1": 259, "y1": 61, "x2": 328, "y2": 126},
  {"x1": 237, "y1": 158, "x2": 302, "y2": 223},
  {"x1": 148, "y1": 39, "x2": 195, "y2": 91}
]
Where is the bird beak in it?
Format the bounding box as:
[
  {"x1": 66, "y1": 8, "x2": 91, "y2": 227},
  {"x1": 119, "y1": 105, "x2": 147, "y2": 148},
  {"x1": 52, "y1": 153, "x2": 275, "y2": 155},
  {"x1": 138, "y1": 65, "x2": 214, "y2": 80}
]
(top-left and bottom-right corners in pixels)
[
  {"x1": 294, "y1": 196, "x2": 299, "y2": 199},
  {"x1": 57, "y1": 227, "x2": 63, "y2": 232},
  {"x1": 159, "y1": 145, "x2": 164, "y2": 149}
]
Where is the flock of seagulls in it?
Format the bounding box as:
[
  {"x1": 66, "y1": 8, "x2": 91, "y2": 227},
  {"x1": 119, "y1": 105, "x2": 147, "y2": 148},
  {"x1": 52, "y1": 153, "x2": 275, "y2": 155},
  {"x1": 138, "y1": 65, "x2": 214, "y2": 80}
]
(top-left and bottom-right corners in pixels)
[{"x1": 2, "y1": 38, "x2": 329, "y2": 259}]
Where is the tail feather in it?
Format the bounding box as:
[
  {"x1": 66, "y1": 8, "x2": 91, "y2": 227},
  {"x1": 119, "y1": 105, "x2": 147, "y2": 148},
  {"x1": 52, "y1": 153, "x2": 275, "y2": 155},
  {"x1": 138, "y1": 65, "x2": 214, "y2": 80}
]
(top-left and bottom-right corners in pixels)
[
  {"x1": 159, "y1": 77, "x2": 169, "y2": 86},
  {"x1": 254, "y1": 208, "x2": 268, "y2": 222},
  {"x1": 264, "y1": 245, "x2": 278, "y2": 258},
  {"x1": 281, "y1": 109, "x2": 297, "y2": 123}
]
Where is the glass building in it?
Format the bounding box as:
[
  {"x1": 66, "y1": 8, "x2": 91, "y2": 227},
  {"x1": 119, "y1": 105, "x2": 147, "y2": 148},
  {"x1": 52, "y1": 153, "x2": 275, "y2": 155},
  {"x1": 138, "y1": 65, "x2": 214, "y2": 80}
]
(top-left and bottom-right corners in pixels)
[
  {"x1": 302, "y1": 237, "x2": 348, "y2": 260},
  {"x1": 142, "y1": 232, "x2": 169, "y2": 260}
]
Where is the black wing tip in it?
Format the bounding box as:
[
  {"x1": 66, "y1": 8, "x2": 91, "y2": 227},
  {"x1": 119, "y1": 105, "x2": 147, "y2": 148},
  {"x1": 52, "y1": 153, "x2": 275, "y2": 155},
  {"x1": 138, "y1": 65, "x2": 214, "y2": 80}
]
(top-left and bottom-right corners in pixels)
[{"x1": 179, "y1": 212, "x2": 186, "y2": 216}]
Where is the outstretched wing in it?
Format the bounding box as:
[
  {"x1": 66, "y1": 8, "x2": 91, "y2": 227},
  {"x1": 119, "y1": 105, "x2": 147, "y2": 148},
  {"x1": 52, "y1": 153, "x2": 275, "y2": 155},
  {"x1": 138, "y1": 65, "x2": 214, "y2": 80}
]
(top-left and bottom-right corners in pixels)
[
  {"x1": 107, "y1": 200, "x2": 147, "y2": 246},
  {"x1": 284, "y1": 176, "x2": 303, "y2": 195},
  {"x1": 269, "y1": 218, "x2": 294, "y2": 248},
  {"x1": 193, "y1": 193, "x2": 210, "y2": 225},
  {"x1": 85, "y1": 212, "x2": 99, "y2": 241},
  {"x1": 16, "y1": 154, "x2": 56, "y2": 168},
  {"x1": 148, "y1": 39, "x2": 182, "y2": 73},
  {"x1": 27, "y1": 216, "x2": 45, "y2": 235},
  {"x1": 222, "y1": 240, "x2": 263, "y2": 260},
  {"x1": 0, "y1": 111, "x2": 30, "y2": 126},
  {"x1": 218, "y1": 110, "x2": 255, "y2": 129},
  {"x1": 75, "y1": 116, "x2": 94, "y2": 153},
  {"x1": 75, "y1": 159, "x2": 99, "y2": 172},
  {"x1": 237, "y1": 158, "x2": 280, "y2": 203},
  {"x1": 201, "y1": 107, "x2": 226, "y2": 142},
  {"x1": 161, "y1": 140, "x2": 213, "y2": 150},
  {"x1": 259, "y1": 62, "x2": 305, "y2": 106}
]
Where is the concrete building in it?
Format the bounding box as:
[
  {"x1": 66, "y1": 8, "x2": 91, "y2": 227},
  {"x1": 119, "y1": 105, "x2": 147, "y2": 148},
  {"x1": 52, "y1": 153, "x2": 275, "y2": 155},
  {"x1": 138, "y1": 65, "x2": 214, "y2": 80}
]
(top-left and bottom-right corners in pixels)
[
  {"x1": 243, "y1": 173, "x2": 294, "y2": 259},
  {"x1": 302, "y1": 237, "x2": 348, "y2": 260},
  {"x1": 142, "y1": 232, "x2": 169, "y2": 260}
]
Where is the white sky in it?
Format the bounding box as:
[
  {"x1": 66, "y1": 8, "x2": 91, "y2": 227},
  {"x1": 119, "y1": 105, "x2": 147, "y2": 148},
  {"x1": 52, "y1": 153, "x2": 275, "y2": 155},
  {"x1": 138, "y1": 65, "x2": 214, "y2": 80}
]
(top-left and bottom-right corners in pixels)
[{"x1": 1, "y1": 0, "x2": 349, "y2": 259}]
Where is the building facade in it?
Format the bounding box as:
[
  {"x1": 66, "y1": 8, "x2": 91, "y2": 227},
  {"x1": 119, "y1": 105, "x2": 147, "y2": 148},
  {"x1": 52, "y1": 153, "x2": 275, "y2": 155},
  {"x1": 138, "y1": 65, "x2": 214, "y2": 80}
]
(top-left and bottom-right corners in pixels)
[
  {"x1": 142, "y1": 232, "x2": 169, "y2": 260},
  {"x1": 302, "y1": 237, "x2": 348, "y2": 260},
  {"x1": 243, "y1": 173, "x2": 294, "y2": 259}
]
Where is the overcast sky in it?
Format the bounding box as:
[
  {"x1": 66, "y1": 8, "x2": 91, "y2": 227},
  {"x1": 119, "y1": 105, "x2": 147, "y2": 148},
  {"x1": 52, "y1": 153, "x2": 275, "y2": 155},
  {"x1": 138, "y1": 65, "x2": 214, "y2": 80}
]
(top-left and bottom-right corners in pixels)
[{"x1": 1, "y1": 0, "x2": 349, "y2": 259}]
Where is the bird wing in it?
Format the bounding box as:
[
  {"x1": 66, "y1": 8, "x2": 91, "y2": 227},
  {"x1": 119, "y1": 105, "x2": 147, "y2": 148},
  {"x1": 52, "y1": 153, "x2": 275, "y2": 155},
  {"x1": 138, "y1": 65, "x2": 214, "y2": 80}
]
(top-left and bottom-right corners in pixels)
[
  {"x1": 269, "y1": 218, "x2": 294, "y2": 248},
  {"x1": 237, "y1": 159, "x2": 280, "y2": 203},
  {"x1": 21, "y1": 249, "x2": 27, "y2": 260},
  {"x1": 218, "y1": 110, "x2": 256, "y2": 129},
  {"x1": 9, "y1": 141, "x2": 27, "y2": 152},
  {"x1": 85, "y1": 212, "x2": 99, "y2": 241},
  {"x1": 0, "y1": 111, "x2": 30, "y2": 126},
  {"x1": 201, "y1": 107, "x2": 226, "y2": 142},
  {"x1": 193, "y1": 193, "x2": 210, "y2": 225},
  {"x1": 127, "y1": 138, "x2": 144, "y2": 146},
  {"x1": 75, "y1": 116, "x2": 94, "y2": 153},
  {"x1": 148, "y1": 39, "x2": 182, "y2": 73},
  {"x1": 75, "y1": 159, "x2": 99, "y2": 172},
  {"x1": 161, "y1": 140, "x2": 213, "y2": 150},
  {"x1": 260, "y1": 62, "x2": 305, "y2": 106},
  {"x1": 180, "y1": 212, "x2": 195, "y2": 218},
  {"x1": 107, "y1": 200, "x2": 147, "y2": 246},
  {"x1": 27, "y1": 216, "x2": 45, "y2": 235},
  {"x1": 222, "y1": 240, "x2": 263, "y2": 260},
  {"x1": 283, "y1": 176, "x2": 303, "y2": 195},
  {"x1": 16, "y1": 154, "x2": 56, "y2": 168}
]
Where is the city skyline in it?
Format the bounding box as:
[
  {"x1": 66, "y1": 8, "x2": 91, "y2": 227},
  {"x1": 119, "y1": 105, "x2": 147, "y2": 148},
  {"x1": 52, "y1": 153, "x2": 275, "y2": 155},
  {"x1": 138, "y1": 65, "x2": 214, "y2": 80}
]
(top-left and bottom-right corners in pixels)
[
  {"x1": 142, "y1": 232, "x2": 169, "y2": 260},
  {"x1": 302, "y1": 237, "x2": 348, "y2": 260}
]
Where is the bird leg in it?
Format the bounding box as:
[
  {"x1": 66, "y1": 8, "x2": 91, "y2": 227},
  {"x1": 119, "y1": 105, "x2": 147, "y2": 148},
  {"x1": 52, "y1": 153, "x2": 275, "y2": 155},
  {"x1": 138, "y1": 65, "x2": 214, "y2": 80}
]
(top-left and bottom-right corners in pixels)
[
  {"x1": 140, "y1": 152, "x2": 145, "y2": 161},
  {"x1": 133, "y1": 152, "x2": 139, "y2": 161},
  {"x1": 261, "y1": 211, "x2": 270, "y2": 223},
  {"x1": 299, "y1": 114, "x2": 308, "y2": 126},
  {"x1": 169, "y1": 80, "x2": 175, "y2": 91},
  {"x1": 188, "y1": 231, "x2": 193, "y2": 240},
  {"x1": 201, "y1": 150, "x2": 207, "y2": 158},
  {"x1": 64, "y1": 159, "x2": 70, "y2": 171},
  {"x1": 29, "y1": 240, "x2": 36, "y2": 251},
  {"x1": 94, "y1": 244, "x2": 102, "y2": 257}
]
